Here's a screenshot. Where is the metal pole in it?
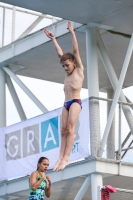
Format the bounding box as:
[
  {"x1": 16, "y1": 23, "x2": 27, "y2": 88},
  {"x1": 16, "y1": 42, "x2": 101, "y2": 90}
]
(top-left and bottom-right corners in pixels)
[
  {"x1": 2, "y1": 7, "x2": 5, "y2": 47},
  {"x1": 107, "y1": 89, "x2": 115, "y2": 159},
  {"x1": 91, "y1": 173, "x2": 103, "y2": 200},
  {"x1": 86, "y1": 27, "x2": 100, "y2": 156},
  {"x1": 98, "y1": 32, "x2": 133, "y2": 156},
  {"x1": 97, "y1": 186, "x2": 101, "y2": 200},
  {"x1": 121, "y1": 145, "x2": 133, "y2": 152},
  {"x1": 74, "y1": 175, "x2": 91, "y2": 200},
  {"x1": 97, "y1": 31, "x2": 133, "y2": 136},
  {"x1": 86, "y1": 27, "x2": 99, "y2": 97},
  {"x1": 90, "y1": 96, "x2": 133, "y2": 106},
  {"x1": 118, "y1": 103, "x2": 122, "y2": 160},
  {"x1": 3, "y1": 67, "x2": 48, "y2": 113},
  {"x1": 125, "y1": 96, "x2": 133, "y2": 109},
  {"x1": 0, "y1": 68, "x2": 6, "y2": 128},
  {"x1": 12, "y1": 6, "x2": 16, "y2": 42},
  {"x1": 122, "y1": 141, "x2": 133, "y2": 158},
  {"x1": 6, "y1": 74, "x2": 27, "y2": 121}
]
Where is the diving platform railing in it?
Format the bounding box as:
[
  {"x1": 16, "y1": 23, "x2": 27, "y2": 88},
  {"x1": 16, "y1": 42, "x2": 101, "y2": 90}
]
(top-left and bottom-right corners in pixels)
[{"x1": 89, "y1": 96, "x2": 133, "y2": 164}]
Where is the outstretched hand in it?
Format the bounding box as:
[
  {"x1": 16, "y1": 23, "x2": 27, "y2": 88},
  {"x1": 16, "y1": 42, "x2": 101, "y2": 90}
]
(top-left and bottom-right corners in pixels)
[
  {"x1": 44, "y1": 28, "x2": 55, "y2": 39},
  {"x1": 67, "y1": 21, "x2": 74, "y2": 33}
]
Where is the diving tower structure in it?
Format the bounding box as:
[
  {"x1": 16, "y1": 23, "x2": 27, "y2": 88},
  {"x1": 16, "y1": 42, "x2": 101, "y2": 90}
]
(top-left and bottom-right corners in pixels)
[{"x1": 1, "y1": 1, "x2": 133, "y2": 199}]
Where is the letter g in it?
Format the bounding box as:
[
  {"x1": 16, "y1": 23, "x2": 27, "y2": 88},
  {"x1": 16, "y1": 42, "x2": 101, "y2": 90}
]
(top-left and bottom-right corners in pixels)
[{"x1": 7, "y1": 136, "x2": 18, "y2": 158}]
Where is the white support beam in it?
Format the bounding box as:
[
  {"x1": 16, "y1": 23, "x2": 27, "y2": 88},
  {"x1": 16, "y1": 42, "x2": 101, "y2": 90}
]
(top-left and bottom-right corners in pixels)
[
  {"x1": 12, "y1": 6, "x2": 16, "y2": 42},
  {"x1": 118, "y1": 103, "x2": 122, "y2": 160},
  {"x1": 107, "y1": 89, "x2": 115, "y2": 159},
  {"x1": 97, "y1": 31, "x2": 133, "y2": 136},
  {"x1": 91, "y1": 173, "x2": 103, "y2": 200},
  {"x1": 74, "y1": 175, "x2": 91, "y2": 200},
  {"x1": 86, "y1": 27, "x2": 99, "y2": 97},
  {"x1": 2, "y1": 7, "x2": 5, "y2": 47},
  {"x1": 3, "y1": 67, "x2": 48, "y2": 113},
  {"x1": 98, "y1": 32, "x2": 133, "y2": 156},
  {"x1": 0, "y1": 20, "x2": 82, "y2": 65},
  {"x1": 17, "y1": 14, "x2": 46, "y2": 39},
  {"x1": 125, "y1": 96, "x2": 133, "y2": 109},
  {"x1": 6, "y1": 74, "x2": 27, "y2": 121},
  {"x1": 122, "y1": 140, "x2": 133, "y2": 158},
  {"x1": 86, "y1": 27, "x2": 100, "y2": 156},
  {"x1": 0, "y1": 68, "x2": 6, "y2": 128}
]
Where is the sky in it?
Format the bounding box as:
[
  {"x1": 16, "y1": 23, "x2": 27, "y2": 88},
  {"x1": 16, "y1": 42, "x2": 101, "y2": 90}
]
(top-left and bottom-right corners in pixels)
[{"x1": 0, "y1": 2, "x2": 133, "y2": 128}]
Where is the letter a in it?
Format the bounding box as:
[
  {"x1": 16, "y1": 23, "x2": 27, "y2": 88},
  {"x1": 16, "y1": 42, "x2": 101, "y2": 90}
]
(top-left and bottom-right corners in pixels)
[{"x1": 44, "y1": 123, "x2": 56, "y2": 148}]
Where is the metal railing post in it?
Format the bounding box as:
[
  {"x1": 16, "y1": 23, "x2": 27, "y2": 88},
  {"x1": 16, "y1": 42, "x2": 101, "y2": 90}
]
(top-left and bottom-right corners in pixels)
[
  {"x1": 2, "y1": 7, "x2": 5, "y2": 47},
  {"x1": 118, "y1": 103, "x2": 122, "y2": 160},
  {"x1": 12, "y1": 6, "x2": 16, "y2": 42}
]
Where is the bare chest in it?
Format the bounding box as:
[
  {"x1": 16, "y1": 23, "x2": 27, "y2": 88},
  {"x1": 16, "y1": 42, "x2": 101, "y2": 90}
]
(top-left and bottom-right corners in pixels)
[
  {"x1": 64, "y1": 70, "x2": 84, "y2": 91},
  {"x1": 65, "y1": 69, "x2": 84, "y2": 84},
  {"x1": 64, "y1": 74, "x2": 80, "y2": 85}
]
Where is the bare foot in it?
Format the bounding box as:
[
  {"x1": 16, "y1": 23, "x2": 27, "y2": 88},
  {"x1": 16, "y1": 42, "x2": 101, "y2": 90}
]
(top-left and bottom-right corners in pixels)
[
  {"x1": 56, "y1": 158, "x2": 69, "y2": 172},
  {"x1": 53, "y1": 158, "x2": 62, "y2": 171}
]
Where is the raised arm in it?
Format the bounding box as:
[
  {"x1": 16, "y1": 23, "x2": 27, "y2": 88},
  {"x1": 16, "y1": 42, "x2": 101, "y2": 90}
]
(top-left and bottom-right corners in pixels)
[
  {"x1": 29, "y1": 172, "x2": 44, "y2": 190},
  {"x1": 67, "y1": 21, "x2": 84, "y2": 71},
  {"x1": 44, "y1": 28, "x2": 63, "y2": 59},
  {"x1": 45, "y1": 176, "x2": 52, "y2": 198}
]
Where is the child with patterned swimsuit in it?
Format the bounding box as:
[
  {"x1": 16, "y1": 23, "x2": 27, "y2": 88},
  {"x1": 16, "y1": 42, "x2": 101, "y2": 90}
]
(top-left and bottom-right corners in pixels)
[
  {"x1": 28, "y1": 157, "x2": 52, "y2": 200},
  {"x1": 44, "y1": 21, "x2": 84, "y2": 172}
]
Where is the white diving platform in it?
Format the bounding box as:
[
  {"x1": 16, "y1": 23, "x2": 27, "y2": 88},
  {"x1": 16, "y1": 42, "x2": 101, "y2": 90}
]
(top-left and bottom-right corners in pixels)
[
  {"x1": 1, "y1": 158, "x2": 133, "y2": 199},
  {"x1": 1, "y1": 0, "x2": 133, "y2": 30}
]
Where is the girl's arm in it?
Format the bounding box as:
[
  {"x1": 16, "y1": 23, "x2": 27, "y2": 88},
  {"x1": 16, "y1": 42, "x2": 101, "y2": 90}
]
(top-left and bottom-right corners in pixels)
[
  {"x1": 45, "y1": 176, "x2": 52, "y2": 198},
  {"x1": 29, "y1": 172, "x2": 45, "y2": 190}
]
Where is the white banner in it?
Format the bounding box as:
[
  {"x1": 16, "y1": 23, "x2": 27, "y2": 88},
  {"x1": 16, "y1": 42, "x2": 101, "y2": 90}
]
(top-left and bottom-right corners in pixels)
[{"x1": 0, "y1": 99, "x2": 90, "y2": 181}]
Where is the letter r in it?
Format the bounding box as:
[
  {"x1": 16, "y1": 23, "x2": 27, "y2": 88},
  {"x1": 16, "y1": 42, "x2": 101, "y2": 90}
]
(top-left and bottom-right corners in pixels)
[{"x1": 27, "y1": 130, "x2": 35, "y2": 153}]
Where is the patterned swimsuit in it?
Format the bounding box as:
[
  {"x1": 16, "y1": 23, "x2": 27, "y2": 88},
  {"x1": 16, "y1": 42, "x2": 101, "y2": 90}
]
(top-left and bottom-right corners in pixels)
[
  {"x1": 28, "y1": 171, "x2": 46, "y2": 200},
  {"x1": 64, "y1": 99, "x2": 82, "y2": 111}
]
